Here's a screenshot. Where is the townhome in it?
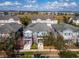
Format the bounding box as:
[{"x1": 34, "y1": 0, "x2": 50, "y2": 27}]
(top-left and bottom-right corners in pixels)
[
  {"x1": 69, "y1": 16, "x2": 79, "y2": 25},
  {"x1": 52, "y1": 23, "x2": 79, "y2": 45},
  {"x1": 23, "y1": 23, "x2": 52, "y2": 50},
  {"x1": 0, "y1": 23, "x2": 23, "y2": 49},
  {"x1": 0, "y1": 15, "x2": 21, "y2": 24},
  {"x1": 23, "y1": 15, "x2": 58, "y2": 50}
]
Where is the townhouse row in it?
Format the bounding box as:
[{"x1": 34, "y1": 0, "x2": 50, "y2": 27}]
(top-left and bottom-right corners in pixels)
[{"x1": 0, "y1": 15, "x2": 79, "y2": 50}]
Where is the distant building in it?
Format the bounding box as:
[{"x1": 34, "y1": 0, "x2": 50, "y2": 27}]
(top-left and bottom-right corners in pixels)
[
  {"x1": 69, "y1": 16, "x2": 79, "y2": 25},
  {"x1": 31, "y1": 15, "x2": 58, "y2": 24},
  {"x1": 52, "y1": 23, "x2": 79, "y2": 45},
  {"x1": 0, "y1": 15, "x2": 21, "y2": 24},
  {"x1": 23, "y1": 23, "x2": 52, "y2": 50}
]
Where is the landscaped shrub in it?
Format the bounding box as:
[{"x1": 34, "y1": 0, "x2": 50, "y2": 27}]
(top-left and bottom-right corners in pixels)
[{"x1": 31, "y1": 43, "x2": 38, "y2": 49}]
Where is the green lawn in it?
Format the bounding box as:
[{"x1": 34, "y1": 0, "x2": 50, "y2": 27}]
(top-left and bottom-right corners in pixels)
[
  {"x1": 19, "y1": 52, "x2": 35, "y2": 58},
  {"x1": 19, "y1": 51, "x2": 42, "y2": 58}
]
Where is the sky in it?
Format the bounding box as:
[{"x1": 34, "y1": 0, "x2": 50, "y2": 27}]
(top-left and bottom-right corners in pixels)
[{"x1": 0, "y1": 0, "x2": 79, "y2": 11}]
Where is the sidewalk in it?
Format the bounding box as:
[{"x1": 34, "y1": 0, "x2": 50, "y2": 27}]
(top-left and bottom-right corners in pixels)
[
  {"x1": 19, "y1": 49, "x2": 79, "y2": 52},
  {"x1": 19, "y1": 49, "x2": 60, "y2": 57},
  {"x1": 19, "y1": 49, "x2": 59, "y2": 52},
  {"x1": 67, "y1": 49, "x2": 79, "y2": 51}
]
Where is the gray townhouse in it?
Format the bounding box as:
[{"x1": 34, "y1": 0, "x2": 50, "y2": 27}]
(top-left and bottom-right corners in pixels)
[
  {"x1": 69, "y1": 16, "x2": 79, "y2": 25},
  {"x1": 23, "y1": 15, "x2": 58, "y2": 50},
  {"x1": 0, "y1": 23, "x2": 23, "y2": 49},
  {"x1": 52, "y1": 23, "x2": 79, "y2": 45},
  {"x1": 23, "y1": 23, "x2": 52, "y2": 50}
]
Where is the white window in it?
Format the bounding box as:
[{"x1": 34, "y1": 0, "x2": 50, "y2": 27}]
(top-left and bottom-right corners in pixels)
[{"x1": 37, "y1": 32, "x2": 43, "y2": 36}]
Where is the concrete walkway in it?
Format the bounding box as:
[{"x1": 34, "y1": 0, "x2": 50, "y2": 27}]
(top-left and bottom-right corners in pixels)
[
  {"x1": 19, "y1": 49, "x2": 79, "y2": 58},
  {"x1": 19, "y1": 49, "x2": 59, "y2": 52},
  {"x1": 19, "y1": 49, "x2": 79, "y2": 52},
  {"x1": 67, "y1": 49, "x2": 79, "y2": 51},
  {"x1": 19, "y1": 49, "x2": 60, "y2": 57}
]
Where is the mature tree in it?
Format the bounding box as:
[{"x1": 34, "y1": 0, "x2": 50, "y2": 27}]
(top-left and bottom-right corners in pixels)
[
  {"x1": 0, "y1": 42, "x2": 4, "y2": 51},
  {"x1": 63, "y1": 16, "x2": 67, "y2": 23},
  {"x1": 55, "y1": 35, "x2": 65, "y2": 50},
  {"x1": 74, "y1": 13, "x2": 79, "y2": 16},
  {"x1": 20, "y1": 16, "x2": 31, "y2": 26},
  {"x1": 4, "y1": 32, "x2": 16, "y2": 57},
  {"x1": 43, "y1": 32, "x2": 65, "y2": 50},
  {"x1": 4, "y1": 12, "x2": 9, "y2": 15},
  {"x1": 44, "y1": 32, "x2": 55, "y2": 46},
  {"x1": 4, "y1": 31, "x2": 21, "y2": 57}
]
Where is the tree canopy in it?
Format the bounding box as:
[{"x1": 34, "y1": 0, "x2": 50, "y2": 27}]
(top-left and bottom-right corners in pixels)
[
  {"x1": 20, "y1": 16, "x2": 31, "y2": 26},
  {"x1": 43, "y1": 32, "x2": 65, "y2": 50}
]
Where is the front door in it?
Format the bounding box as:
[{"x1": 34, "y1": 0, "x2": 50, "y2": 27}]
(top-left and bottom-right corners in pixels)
[{"x1": 38, "y1": 39, "x2": 43, "y2": 49}]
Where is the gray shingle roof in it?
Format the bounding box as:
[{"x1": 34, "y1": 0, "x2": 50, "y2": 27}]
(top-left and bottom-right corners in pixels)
[
  {"x1": 0, "y1": 15, "x2": 20, "y2": 20},
  {"x1": 0, "y1": 25, "x2": 11, "y2": 33},
  {"x1": 52, "y1": 23, "x2": 79, "y2": 32},
  {"x1": 76, "y1": 16, "x2": 79, "y2": 20},
  {"x1": 8, "y1": 23, "x2": 22, "y2": 31},
  {"x1": 71, "y1": 16, "x2": 79, "y2": 21},
  {"x1": 24, "y1": 23, "x2": 50, "y2": 32},
  {"x1": 0, "y1": 23, "x2": 22, "y2": 34}
]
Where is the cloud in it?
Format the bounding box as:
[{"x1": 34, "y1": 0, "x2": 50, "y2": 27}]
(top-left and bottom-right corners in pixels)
[
  {"x1": 23, "y1": 0, "x2": 38, "y2": 8},
  {"x1": 21, "y1": 0, "x2": 78, "y2": 11},
  {"x1": 70, "y1": 2, "x2": 77, "y2": 6},
  {"x1": 40, "y1": 0, "x2": 78, "y2": 10},
  {"x1": 14, "y1": 1, "x2": 21, "y2": 5},
  {"x1": 0, "y1": 0, "x2": 78, "y2": 11},
  {"x1": 0, "y1": 1, "x2": 21, "y2": 6},
  {"x1": 24, "y1": 4, "x2": 33, "y2": 8},
  {"x1": 26, "y1": 0, "x2": 37, "y2": 3},
  {"x1": 23, "y1": 4, "x2": 38, "y2": 8},
  {"x1": 52, "y1": 1, "x2": 77, "y2": 7}
]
